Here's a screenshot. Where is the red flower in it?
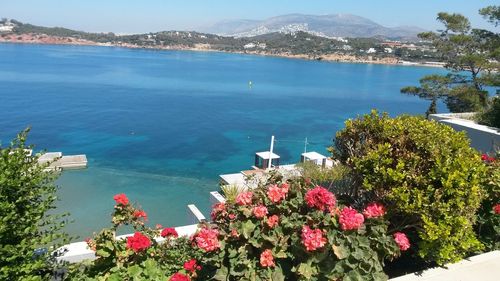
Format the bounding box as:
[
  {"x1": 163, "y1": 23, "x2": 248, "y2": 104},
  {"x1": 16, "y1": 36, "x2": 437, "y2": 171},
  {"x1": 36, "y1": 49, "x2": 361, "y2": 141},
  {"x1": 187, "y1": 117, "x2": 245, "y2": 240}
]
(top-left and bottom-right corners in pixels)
[
  {"x1": 170, "y1": 272, "x2": 190, "y2": 281},
  {"x1": 183, "y1": 259, "x2": 202, "y2": 272},
  {"x1": 236, "y1": 191, "x2": 253, "y2": 206},
  {"x1": 155, "y1": 224, "x2": 163, "y2": 230},
  {"x1": 113, "y1": 193, "x2": 129, "y2": 205},
  {"x1": 493, "y1": 204, "x2": 500, "y2": 215},
  {"x1": 211, "y1": 202, "x2": 226, "y2": 220},
  {"x1": 161, "y1": 227, "x2": 178, "y2": 238},
  {"x1": 305, "y1": 186, "x2": 336, "y2": 211},
  {"x1": 230, "y1": 228, "x2": 239, "y2": 238},
  {"x1": 228, "y1": 213, "x2": 236, "y2": 220},
  {"x1": 194, "y1": 227, "x2": 220, "y2": 252},
  {"x1": 260, "y1": 249, "x2": 275, "y2": 267},
  {"x1": 363, "y1": 202, "x2": 386, "y2": 218},
  {"x1": 301, "y1": 225, "x2": 327, "y2": 251},
  {"x1": 339, "y1": 206, "x2": 364, "y2": 230},
  {"x1": 481, "y1": 154, "x2": 496, "y2": 162},
  {"x1": 267, "y1": 183, "x2": 289, "y2": 203},
  {"x1": 267, "y1": 215, "x2": 279, "y2": 228},
  {"x1": 133, "y1": 209, "x2": 148, "y2": 221},
  {"x1": 253, "y1": 205, "x2": 269, "y2": 219},
  {"x1": 126, "y1": 232, "x2": 151, "y2": 252},
  {"x1": 393, "y1": 232, "x2": 411, "y2": 251}
]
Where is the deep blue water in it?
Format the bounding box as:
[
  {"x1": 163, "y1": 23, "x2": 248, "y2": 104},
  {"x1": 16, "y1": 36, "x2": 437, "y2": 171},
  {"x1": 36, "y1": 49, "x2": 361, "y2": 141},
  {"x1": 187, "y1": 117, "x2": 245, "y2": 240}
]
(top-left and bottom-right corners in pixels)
[{"x1": 0, "y1": 43, "x2": 448, "y2": 238}]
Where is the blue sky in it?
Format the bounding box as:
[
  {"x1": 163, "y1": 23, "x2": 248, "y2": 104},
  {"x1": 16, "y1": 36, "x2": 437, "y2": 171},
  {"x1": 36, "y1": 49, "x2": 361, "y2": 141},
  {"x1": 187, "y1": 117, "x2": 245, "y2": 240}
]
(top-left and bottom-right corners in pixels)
[{"x1": 2, "y1": 0, "x2": 498, "y2": 34}]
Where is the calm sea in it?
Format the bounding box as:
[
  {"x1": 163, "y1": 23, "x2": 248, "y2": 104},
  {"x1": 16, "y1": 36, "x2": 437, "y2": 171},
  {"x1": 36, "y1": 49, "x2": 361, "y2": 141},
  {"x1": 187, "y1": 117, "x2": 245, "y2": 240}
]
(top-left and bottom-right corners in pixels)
[{"x1": 0, "y1": 43, "x2": 448, "y2": 238}]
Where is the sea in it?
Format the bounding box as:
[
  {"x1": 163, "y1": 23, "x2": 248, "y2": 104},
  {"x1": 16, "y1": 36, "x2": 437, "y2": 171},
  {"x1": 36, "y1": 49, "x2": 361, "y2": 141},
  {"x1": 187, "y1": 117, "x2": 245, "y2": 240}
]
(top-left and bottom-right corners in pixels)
[{"x1": 0, "y1": 43, "x2": 448, "y2": 239}]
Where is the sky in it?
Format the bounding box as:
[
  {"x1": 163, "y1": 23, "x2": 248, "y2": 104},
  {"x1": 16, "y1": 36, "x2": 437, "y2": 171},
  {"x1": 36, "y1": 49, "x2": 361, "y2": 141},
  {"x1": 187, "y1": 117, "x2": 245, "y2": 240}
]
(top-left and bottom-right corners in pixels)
[{"x1": 2, "y1": 0, "x2": 499, "y2": 34}]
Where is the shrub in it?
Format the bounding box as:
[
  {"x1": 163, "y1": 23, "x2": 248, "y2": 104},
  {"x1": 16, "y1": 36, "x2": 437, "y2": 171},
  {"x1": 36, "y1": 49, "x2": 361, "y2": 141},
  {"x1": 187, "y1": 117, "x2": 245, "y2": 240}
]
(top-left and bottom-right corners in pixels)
[
  {"x1": 68, "y1": 194, "x2": 205, "y2": 280},
  {"x1": 475, "y1": 153, "x2": 500, "y2": 250},
  {"x1": 205, "y1": 173, "x2": 403, "y2": 280},
  {"x1": 478, "y1": 95, "x2": 500, "y2": 129},
  {"x1": 0, "y1": 129, "x2": 70, "y2": 280},
  {"x1": 330, "y1": 111, "x2": 487, "y2": 265}
]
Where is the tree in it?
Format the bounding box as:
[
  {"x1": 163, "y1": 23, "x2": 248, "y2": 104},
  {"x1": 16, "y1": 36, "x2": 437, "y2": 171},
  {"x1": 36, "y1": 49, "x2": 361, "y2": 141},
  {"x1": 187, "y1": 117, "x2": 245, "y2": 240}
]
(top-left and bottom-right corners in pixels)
[
  {"x1": 402, "y1": 7, "x2": 500, "y2": 113},
  {"x1": 0, "y1": 129, "x2": 70, "y2": 280}
]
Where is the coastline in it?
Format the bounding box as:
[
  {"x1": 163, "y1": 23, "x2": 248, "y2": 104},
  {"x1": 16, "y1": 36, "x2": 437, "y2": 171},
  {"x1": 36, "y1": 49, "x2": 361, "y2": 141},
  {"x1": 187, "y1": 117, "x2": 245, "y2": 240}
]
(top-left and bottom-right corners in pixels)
[{"x1": 0, "y1": 34, "x2": 444, "y2": 68}]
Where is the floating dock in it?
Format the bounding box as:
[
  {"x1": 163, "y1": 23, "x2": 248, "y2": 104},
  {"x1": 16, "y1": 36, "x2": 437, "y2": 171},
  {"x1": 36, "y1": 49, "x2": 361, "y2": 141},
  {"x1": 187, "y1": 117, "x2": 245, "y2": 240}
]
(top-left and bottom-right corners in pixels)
[{"x1": 38, "y1": 152, "x2": 88, "y2": 171}]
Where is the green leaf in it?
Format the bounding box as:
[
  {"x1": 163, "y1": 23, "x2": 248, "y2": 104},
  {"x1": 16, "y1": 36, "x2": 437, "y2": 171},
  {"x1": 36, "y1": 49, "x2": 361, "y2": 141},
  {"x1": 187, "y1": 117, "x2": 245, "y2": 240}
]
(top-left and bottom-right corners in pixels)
[
  {"x1": 297, "y1": 263, "x2": 315, "y2": 279},
  {"x1": 332, "y1": 244, "x2": 349, "y2": 259},
  {"x1": 242, "y1": 220, "x2": 256, "y2": 239},
  {"x1": 213, "y1": 265, "x2": 229, "y2": 281}
]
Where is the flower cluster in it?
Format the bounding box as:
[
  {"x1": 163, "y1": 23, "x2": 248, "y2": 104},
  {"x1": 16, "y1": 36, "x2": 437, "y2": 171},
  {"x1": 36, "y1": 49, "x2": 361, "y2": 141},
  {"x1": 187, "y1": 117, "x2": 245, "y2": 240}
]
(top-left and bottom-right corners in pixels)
[
  {"x1": 305, "y1": 186, "x2": 336, "y2": 211},
  {"x1": 161, "y1": 227, "x2": 179, "y2": 238},
  {"x1": 236, "y1": 191, "x2": 253, "y2": 206},
  {"x1": 170, "y1": 272, "x2": 190, "y2": 281},
  {"x1": 339, "y1": 207, "x2": 364, "y2": 230},
  {"x1": 126, "y1": 232, "x2": 151, "y2": 252},
  {"x1": 301, "y1": 225, "x2": 327, "y2": 251},
  {"x1": 211, "y1": 202, "x2": 226, "y2": 220},
  {"x1": 393, "y1": 232, "x2": 410, "y2": 251},
  {"x1": 363, "y1": 202, "x2": 386, "y2": 218},
  {"x1": 267, "y1": 183, "x2": 289, "y2": 203},
  {"x1": 481, "y1": 154, "x2": 496, "y2": 163},
  {"x1": 133, "y1": 209, "x2": 148, "y2": 222},
  {"x1": 184, "y1": 259, "x2": 202, "y2": 272},
  {"x1": 194, "y1": 227, "x2": 220, "y2": 252},
  {"x1": 253, "y1": 205, "x2": 268, "y2": 219},
  {"x1": 493, "y1": 204, "x2": 500, "y2": 215},
  {"x1": 266, "y1": 215, "x2": 279, "y2": 228},
  {"x1": 260, "y1": 249, "x2": 275, "y2": 267},
  {"x1": 113, "y1": 193, "x2": 129, "y2": 206}
]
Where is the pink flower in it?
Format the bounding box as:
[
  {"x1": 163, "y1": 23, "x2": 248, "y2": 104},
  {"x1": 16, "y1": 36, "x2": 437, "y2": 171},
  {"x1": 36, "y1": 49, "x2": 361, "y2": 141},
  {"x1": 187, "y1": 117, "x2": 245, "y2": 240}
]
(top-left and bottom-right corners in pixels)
[
  {"x1": 126, "y1": 232, "x2": 151, "y2": 252},
  {"x1": 194, "y1": 227, "x2": 220, "y2": 252},
  {"x1": 183, "y1": 259, "x2": 202, "y2": 272},
  {"x1": 253, "y1": 205, "x2": 268, "y2": 219},
  {"x1": 133, "y1": 209, "x2": 148, "y2": 221},
  {"x1": 236, "y1": 191, "x2": 253, "y2": 206},
  {"x1": 493, "y1": 204, "x2": 500, "y2": 215},
  {"x1": 211, "y1": 202, "x2": 226, "y2": 220},
  {"x1": 228, "y1": 213, "x2": 236, "y2": 220},
  {"x1": 339, "y1": 207, "x2": 364, "y2": 230},
  {"x1": 267, "y1": 183, "x2": 290, "y2": 203},
  {"x1": 161, "y1": 227, "x2": 178, "y2": 238},
  {"x1": 301, "y1": 225, "x2": 327, "y2": 251},
  {"x1": 267, "y1": 215, "x2": 279, "y2": 228},
  {"x1": 305, "y1": 186, "x2": 336, "y2": 211},
  {"x1": 363, "y1": 202, "x2": 386, "y2": 218},
  {"x1": 393, "y1": 232, "x2": 411, "y2": 251},
  {"x1": 230, "y1": 228, "x2": 239, "y2": 238},
  {"x1": 113, "y1": 193, "x2": 129, "y2": 205},
  {"x1": 170, "y1": 272, "x2": 190, "y2": 281},
  {"x1": 260, "y1": 249, "x2": 275, "y2": 267}
]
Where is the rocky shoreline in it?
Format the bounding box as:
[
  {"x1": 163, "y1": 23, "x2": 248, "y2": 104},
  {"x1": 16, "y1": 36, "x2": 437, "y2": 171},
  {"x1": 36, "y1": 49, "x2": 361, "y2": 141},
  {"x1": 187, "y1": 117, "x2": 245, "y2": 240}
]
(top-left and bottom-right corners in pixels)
[{"x1": 0, "y1": 33, "x2": 444, "y2": 68}]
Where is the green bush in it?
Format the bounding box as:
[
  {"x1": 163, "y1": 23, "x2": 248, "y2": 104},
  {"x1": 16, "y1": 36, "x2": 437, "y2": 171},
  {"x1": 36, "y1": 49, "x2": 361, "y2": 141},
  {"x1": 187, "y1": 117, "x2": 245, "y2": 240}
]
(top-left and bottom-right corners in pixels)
[
  {"x1": 478, "y1": 96, "x2": 500, "y2": 129},
  {"x1": 0, "y1": 129, "x2": 70, "y2": 280},
  {"x1": 330, "y1": 111, "x2": 487, "y2": 265}
]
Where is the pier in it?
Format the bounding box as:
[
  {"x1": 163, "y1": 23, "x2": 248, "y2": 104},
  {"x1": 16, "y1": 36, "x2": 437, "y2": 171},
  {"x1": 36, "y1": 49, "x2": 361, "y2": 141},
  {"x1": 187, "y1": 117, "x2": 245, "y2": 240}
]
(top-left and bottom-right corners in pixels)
[{"x1": 35, "y1": 150, "x2": 88, "y2": 171}]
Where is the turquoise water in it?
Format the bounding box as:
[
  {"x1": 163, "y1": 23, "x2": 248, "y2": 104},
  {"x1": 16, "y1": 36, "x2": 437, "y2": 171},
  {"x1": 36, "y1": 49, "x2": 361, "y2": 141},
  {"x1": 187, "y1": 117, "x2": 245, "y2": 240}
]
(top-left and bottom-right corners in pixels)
[{"x1": 0, "y1": 43, "x2": 447, "y2": 238}]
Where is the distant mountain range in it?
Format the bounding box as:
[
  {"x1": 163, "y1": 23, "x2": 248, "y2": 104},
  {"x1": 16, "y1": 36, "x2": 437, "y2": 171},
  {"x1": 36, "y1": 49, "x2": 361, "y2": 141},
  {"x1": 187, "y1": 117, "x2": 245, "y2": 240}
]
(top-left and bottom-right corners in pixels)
[{"x1": 199, "y1": 14, "x2": 426, "y2": 40}]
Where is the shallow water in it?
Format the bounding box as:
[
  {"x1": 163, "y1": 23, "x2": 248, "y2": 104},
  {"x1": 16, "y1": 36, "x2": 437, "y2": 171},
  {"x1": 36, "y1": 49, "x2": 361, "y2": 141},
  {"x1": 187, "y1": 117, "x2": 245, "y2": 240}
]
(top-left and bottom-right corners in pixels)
[{"x1": 0, "y1": 43, "x2": 448, "y2": 238}]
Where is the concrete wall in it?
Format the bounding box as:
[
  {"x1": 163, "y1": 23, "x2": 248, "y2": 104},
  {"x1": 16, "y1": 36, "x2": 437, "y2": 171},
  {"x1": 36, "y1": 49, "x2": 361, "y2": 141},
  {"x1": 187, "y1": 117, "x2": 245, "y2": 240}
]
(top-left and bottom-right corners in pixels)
[{"x1": 430, "y1": 113, "x2": 500, "y2": 153}]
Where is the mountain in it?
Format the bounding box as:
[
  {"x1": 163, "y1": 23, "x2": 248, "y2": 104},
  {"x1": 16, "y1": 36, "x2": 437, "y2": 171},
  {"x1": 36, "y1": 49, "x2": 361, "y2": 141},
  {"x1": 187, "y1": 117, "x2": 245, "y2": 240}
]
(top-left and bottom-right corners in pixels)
[{"x1": 199, "y1": 14, "x2": 426, "y2": 40}]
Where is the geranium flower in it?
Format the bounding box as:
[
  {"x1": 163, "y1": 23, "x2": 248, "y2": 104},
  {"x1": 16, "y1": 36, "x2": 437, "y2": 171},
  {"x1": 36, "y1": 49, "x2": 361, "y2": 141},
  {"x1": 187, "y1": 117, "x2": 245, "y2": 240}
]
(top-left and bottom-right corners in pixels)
[
  {"x1": 267, "y1": 183, "x2": 289, "y2": 203},
  {"x1": 183, "y1": 259, "x2": 202, "y2": 272},
  {"x1": 133, "y1": 209, "x2": 148, "y2": 221},
  {"x1": 363, "y1": 202, "x2": 386, "y2": 218},
  {"x1": 260, "y1": 249, "x2": 275, "y2": 267},
  {"x1": 267, "y1": 215, "x2": 279, "y2": 228},
  {"x1": 126, "y1": 232, "x2": 151, "y2": 252},
  {"x1": 493, "y1": 204, "x2": 500, "y2": 215},
  {"x1": 113, "y1": 193, "x2": 129, "y2": 205},
  {"x1": 170, "y1": 272, "x2": 190, "y2": 281},
  {"x1": 194, "y1": 227, "x2": 220, "y2": 252},
  {"x1": 253, "y1": 205, "x2": 268, "y2": 218},
  {"x1": 236, "y1": 191, "x2": 253, "y2": 206},
  {"x1": 161, "y1": 227, "x2": 178, "y2": 238},
  {"x1": 393, "y1": 232, "x2": 410, "y2": 251},
  {"x1": 211, "y1": 202, "x2": 226, "y2": 220},
  {"x1": 301, "y1": 225, "x2": 327, "y2": 251},
  {"x1": 305, "y1": 186, "x2": 336, "y2": 211},
  {"x1": 230, "y1": 228, "x2": 239, "y2": 238},
  {"x1": 339, "y1": 206, "x2": 364, "y2": 230}
]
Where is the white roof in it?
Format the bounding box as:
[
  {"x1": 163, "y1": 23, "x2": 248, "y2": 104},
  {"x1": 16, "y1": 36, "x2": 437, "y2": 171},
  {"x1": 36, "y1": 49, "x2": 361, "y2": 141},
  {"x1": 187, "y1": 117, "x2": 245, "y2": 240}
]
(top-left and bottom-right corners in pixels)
[
  {"x1": 302, "y1": 151, "x2": 327, "y2": 160},
  {"x1": 255, "y1": 151, "x2": 280, "y2": 159},
  {"x1": 220, "y1": 173, "x2": 246, "y2": 186}
]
